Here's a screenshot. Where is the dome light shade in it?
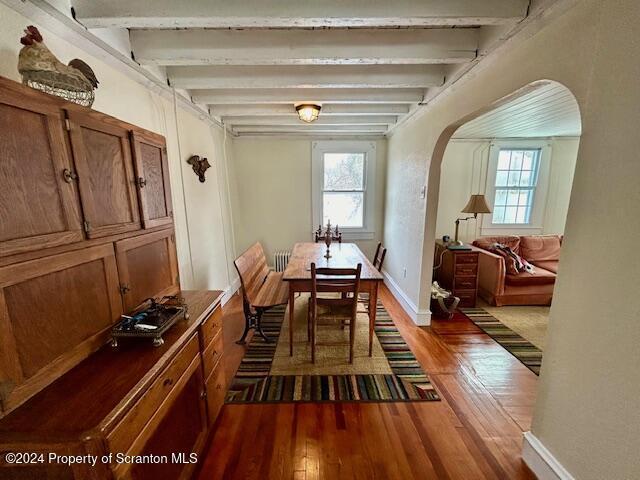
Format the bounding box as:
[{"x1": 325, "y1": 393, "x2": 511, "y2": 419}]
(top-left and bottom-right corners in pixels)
[{"x1": 295, "y1": 103, "x2": 321, "y2": 123}]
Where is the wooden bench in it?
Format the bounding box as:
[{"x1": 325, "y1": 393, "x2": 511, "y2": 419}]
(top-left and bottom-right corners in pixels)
[{"x1": 234, "y1": 242, "x2": 289, "y2": 343}]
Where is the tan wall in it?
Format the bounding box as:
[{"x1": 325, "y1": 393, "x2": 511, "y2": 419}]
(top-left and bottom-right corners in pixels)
[
  {"x1": 0, "y1": 4, "x2": 238, "y2": 293},
  {"x1": 384, "y1": 0, "x2": 640, "y2": 478},
  {"x1": 231, "y1": 137, "x2": 387, "y2": 262},
  {"x1": 436, "y1": 138, "x2": 579, "y2": 242}
]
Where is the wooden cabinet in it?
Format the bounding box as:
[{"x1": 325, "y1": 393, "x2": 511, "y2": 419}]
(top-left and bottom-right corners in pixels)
[
  {"x1": 0, "y1": 244, "x2": 122, "y2": 414},
  {"x1": 434, "y1": 241, "x2": 480, "y2": 308},
  {"x1": 0, "y1": 76, "x2": 226, "y2": 479},
  {"x1": 131, "y1": 130, "x2": 173, "y2": 229},
  {"x1": 67, "y1": 110, "x2": 141, "y2": 238},
  {"x1": 0, "y1": 291, "x2": 224, "y2": 480},
  {"x1": 0, "y1": 77, "x2": 83, "y2": 257},
  {"x1": 115, "y1": 228, "x2": 180, "y2": 311}
]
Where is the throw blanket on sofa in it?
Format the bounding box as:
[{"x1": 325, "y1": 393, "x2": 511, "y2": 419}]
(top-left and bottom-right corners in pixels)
[{"x1": 491, "y1": 243, "x2": 535, "y2": 275}]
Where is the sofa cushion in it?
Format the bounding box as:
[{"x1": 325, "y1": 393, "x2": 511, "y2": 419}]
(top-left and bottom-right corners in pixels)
[
  {"x1": 505, "y1": 267, "x2": 556, "y2": 286},
  {"x1": 473, "y1": 236, "x2": 521, "y2": 254},
  {"x1": 520, "y1": 235, "x2": 561, "y2": 262},
  {"x1": 531, "y1": 260, "x2": 559, "y2": 274}
]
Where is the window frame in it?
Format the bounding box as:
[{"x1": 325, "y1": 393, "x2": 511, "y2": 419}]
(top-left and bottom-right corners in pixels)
[
  {"x1": 481, "y1": 140, "x2": 552, "y2": 236},
  {"x1": 312, "y1": 141, "x2": 376, "y2": 240}
]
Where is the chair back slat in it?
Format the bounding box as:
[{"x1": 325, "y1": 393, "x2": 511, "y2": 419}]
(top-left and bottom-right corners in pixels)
[
  {"x1": 310, "y1": 263, "x2": 362, "y2": 307},
  {"x1": 234, "y1": 242, "x2": 270, "y2": 304}
]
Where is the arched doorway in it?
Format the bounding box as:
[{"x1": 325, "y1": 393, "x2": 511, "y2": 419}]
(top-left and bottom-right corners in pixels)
[{"x1": 429, "y1": 79, "x2": 581, "y2": 363}]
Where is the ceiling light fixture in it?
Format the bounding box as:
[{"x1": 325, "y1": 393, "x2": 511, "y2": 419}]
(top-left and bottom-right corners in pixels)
[{"x1": 295, "y1": 103, "x2": 321, "y2": 123}]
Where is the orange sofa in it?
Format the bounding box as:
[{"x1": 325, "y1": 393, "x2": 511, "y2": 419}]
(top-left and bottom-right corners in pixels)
[{"x1": 472, "y1": 235, "x2": 562, "y2": 306}]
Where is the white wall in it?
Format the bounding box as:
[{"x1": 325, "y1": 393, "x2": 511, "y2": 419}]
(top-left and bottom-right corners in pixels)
[
  {"x1": 0, "y1": 3, "x2": 238, "y2": 295},
  {"x1": 231, "y1": 137, "x2": 387, "y2": 262},
  {"x1": 435, "y1": 137, "x2": 579, "y2": 243},
  {"x1": 383, "y1": 0, "x2": 640, "y2": 478}
]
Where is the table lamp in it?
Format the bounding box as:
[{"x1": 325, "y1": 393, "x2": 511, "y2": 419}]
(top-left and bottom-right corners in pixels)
[{"x1": 454, "y1": 194, "x2": 492, "y2": 244}]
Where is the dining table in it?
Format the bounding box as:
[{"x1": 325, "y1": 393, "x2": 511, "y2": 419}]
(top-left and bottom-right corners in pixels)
[{"x1": 282, "y1": 242, "x2": 384, "y2": 357}]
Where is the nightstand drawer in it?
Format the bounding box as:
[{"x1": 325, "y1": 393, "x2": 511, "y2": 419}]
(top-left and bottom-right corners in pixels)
[
  {"x1": 455, "y1": 254, "x2": 478, "y2": 265},
  {"x1": 455, "y1": 290, "x2": 476, "y2": 307},
  {"x1": 454, "y1": 277, "x2": 477, "y2": 290},
  {"x1": 455, "y1": 264, "x2": 478, "y2": 276}
]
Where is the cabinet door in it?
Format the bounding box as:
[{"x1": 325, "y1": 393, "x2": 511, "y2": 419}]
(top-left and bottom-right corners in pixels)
[
  {"x1": 131, "y1": 130, "x2": 173, "y2": 229},
  {"x1": 128, "y1": 361, "x2": 208, "y2": 480},
  {"x1": 67, "y1": 111, "x2": 141, "y2": 238},
  {"x1": 115, "y1": 229, "x2": 179, "y2": 312},
  {"x1": 0, "y1": 244, "x2": 123, "y2": 414},
  {"x1": 0, "y1": 78, "x2": 83, "y2": 257}
]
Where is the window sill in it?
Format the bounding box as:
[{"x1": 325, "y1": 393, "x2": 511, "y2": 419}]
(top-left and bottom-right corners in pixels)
[{"x1": 311, "y1": 231, "x2": 375, "y2": 241}]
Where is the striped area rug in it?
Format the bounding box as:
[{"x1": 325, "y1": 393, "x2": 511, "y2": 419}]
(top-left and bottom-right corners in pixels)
[
  {"x1": 460, "y1": 308, "x2": 543, "y2": 375},
  {"x1": 226, "y1": 302, "x2": 439, "y2": 403}
]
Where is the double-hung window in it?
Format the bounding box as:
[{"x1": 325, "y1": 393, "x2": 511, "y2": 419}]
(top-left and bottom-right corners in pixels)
[
  {"x1": 482, "y1": 140, "x2": 551, "y2": 235},
  {"x1": 312, "y1": 141, "x2": 376, "y2": 239},
  {"x1": 322, "y1": 153, "x2": 366, "y2": 227},
  {"x1": 492, "y1": 148, "x2": 541, "y2": 224}
]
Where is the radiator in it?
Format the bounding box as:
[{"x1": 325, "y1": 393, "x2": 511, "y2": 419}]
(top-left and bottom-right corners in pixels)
[{"x1": 273, "y1": 250, "x2": 291, "y2": 272}]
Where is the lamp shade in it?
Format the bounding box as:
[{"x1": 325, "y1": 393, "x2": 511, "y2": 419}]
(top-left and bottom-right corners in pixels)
[{"x1": 461, "y1": 194, "x2": 492, "y2": 214}]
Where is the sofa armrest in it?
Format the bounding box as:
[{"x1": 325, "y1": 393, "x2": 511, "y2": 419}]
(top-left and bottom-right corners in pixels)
[{"x1": 477, "y1": 249, "x2": 506, "y2": 298}]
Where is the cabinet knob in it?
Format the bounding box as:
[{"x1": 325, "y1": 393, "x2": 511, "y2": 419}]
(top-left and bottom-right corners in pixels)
[
  {"x1": 163, "y1": 378, "x2": 174, "y2": 387},
  {"x1": 119, "y1": 284, "x2": 130, "y2": 294},
  {"x1": 62, "y1": 168, "x2": 78, "y2": 183},
  {"x1": 137, "y1": 177, "x2": 147, "y2": 188}
]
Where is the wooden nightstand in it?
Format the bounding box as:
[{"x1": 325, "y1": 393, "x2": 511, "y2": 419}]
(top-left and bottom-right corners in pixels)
[{"x1": 434, "y1": 240, "x2": 481, "y2": 307}]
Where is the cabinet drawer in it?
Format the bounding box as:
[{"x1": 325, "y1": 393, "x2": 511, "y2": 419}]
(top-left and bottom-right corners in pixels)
[
  {"x1": 455, "y1": 254, "x2": 478, "y2": 265},
  {"x1": 455, "y1": 290, "x2": 476, "y2": 308},
  {"x1": 455, "y1": 264, "x2": 478, "y2": 276},
  {"x1": 107, "y1": 334, "x2": 199, "y2": 456},
  {"x1": 454, "y1": 276, "x2": 477, "y2": 290},
  {"x1": 200, "y1": 306, "x2": 223, "y2": 349},
  {"x1": 202, "y1": 331, "x2": 224, "y2": 380},
  {"x1": 205, "y1": 362, "x2": 226, "y2": 425}
]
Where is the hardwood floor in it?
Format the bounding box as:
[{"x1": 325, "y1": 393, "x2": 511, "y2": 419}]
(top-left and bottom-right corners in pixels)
[{"x1": 197, "y1": 284, "x2": 537, "y2": 479}]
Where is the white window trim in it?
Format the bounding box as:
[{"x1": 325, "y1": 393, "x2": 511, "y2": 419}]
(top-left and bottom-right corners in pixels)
[
  {"x1": 311, "y1": 140, "x2": 377, "y2": 240},
  {"x1": 481, "y1": 140, "x2": 552, "y2": 236}
]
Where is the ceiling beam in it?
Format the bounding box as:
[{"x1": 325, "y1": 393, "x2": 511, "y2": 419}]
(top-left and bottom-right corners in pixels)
[
  {"x1": 233, "y1": 125, "x2": 388, "y2": 134},
  {"x1": 74, "y1": 0, "x2": 529, "y2": 28},
  {"x1": 168, "y1": 65, "x2": 444, "y2": 89},
  {"x1": 210, "y1": 104, "x2": 411, "y2": 116},
  {"x1": 224, "y1": 115, "x2": 398, "y2": 126},
  {"x1": 131, "y1": 28, "x2": 478, "y2": 66},
  {"x1": 192, "y1": 89, "x2": 424, "y2": 104}
]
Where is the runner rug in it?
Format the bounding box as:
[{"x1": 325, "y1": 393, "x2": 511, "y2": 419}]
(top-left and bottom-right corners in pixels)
[
  {"x1": 225, "y1": 300, "x2": 439, "y2": 403},
  {"x1": 460, "y1": 307, "x2": 543, "y2": 375}
]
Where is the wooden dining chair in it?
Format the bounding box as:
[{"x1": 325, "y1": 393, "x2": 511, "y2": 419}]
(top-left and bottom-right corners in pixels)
[
  {"x1": 358, "y1": 242, "x2": 387, "y2": 313},
  {"x1": 372, "y1": 242, "x2": 387, "y2": 272},
  {"x1": 308, "y1": 262, "x2": 362, "y2": 364}
]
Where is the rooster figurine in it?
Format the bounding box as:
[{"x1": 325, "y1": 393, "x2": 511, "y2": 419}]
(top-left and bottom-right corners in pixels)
[{"x1": 18, "y1": 25, "x2": 99, "y2": 107}]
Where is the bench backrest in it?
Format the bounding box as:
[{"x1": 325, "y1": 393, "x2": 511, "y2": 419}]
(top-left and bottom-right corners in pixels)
[{"x1": 234, "y1": 242, "x2": 270, "y2": 305}]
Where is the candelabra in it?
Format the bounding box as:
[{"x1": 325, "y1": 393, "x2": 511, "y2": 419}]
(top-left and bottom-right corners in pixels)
[{"x1": 314, "y1": 221, "x2": 341, "y2": 259}]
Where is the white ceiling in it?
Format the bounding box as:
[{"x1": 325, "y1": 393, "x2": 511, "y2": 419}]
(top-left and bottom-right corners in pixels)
[
  {"x1": 71, "y1": 0, "x2": 532, "y2": 136},
  {"x1": 453, "y1": 82, "x2": 582, "y2": 139}
]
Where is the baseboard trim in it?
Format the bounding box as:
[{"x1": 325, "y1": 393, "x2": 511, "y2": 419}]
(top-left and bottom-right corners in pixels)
[
  {"x1": 522, "y1": 432, "x2": 575, "y2": 480},
  {"x1": 381, "y1": 269, "x2": 431, "y2": 326},
  {"x1": 222, "y1": 278, "x2": 241, "y2": 306}
]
